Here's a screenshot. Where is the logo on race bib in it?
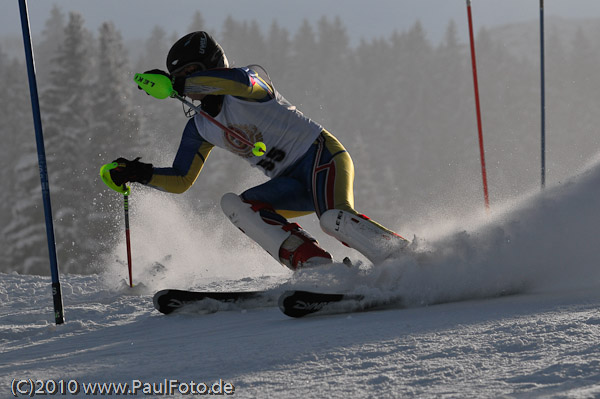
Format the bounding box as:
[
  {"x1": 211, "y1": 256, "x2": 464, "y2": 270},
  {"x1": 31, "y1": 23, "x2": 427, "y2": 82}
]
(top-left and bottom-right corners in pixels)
[{"x1": 223, "y1": 124, "x2": 264, "y2": 159}]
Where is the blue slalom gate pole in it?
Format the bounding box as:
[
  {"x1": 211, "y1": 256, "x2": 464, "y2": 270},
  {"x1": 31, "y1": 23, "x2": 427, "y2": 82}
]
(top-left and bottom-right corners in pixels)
[
  {"x1": 540, "y1": 0, "x2": 546, "y2": 189},
  {"x1": 18, "y1": 0, "x2": 65, "y2": 325}
]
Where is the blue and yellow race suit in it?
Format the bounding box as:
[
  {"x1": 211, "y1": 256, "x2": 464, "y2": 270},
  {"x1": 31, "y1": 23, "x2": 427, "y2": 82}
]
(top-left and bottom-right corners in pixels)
[{"x1": 147, "y1": 66, "x2": 359, "y2": 221}]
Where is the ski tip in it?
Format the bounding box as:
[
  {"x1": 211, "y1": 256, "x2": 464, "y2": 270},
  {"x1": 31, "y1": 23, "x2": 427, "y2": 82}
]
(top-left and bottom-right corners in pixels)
[
  {"x1": 152, "y1": 289, "x2": 272, "y2": 315},
  {"x1": 278, "y1": 290, "x2": 309, "y2": 318},
  {"x1": 278, "y1": 290, "x2": 357, "y2": 318},
  {"x1": 152, "y1": 290, "x2": 173, "y2": 314}
]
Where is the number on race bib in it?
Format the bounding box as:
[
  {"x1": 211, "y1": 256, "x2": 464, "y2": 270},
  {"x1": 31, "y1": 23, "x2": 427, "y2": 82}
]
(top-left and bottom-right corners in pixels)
[{"x1": 257, "y1": 148, "x2": 286, "y2": 171}]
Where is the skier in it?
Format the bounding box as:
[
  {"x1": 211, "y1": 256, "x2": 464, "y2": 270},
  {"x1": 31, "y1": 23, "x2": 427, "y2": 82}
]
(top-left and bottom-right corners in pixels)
[{"x1": 111, "y1": 31, "x2": 407, "y2": 270}]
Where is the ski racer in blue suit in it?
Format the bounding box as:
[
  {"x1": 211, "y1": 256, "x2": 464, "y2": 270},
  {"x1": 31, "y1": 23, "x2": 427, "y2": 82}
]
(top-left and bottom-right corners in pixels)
[{"x1": 111, "y1": 31, "x2": 407, "y2": 270}]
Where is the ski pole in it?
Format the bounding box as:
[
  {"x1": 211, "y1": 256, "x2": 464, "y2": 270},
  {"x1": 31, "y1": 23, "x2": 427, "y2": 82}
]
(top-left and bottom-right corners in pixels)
[
  {"x1": 123, "y1": 193, "x2": 133, "y2": 288},
  {"x1": 134, "y1": 72, "x2": 267, "y2": 156},
  {"x1": 100, "y1": 162, "x2": 133, "y2": 287}
]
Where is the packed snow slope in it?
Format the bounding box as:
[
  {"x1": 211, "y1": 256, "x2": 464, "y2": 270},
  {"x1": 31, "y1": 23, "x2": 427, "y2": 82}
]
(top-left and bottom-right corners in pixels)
[{"x1": 2, "y1": 156, "x2": 600, "y2": 398}]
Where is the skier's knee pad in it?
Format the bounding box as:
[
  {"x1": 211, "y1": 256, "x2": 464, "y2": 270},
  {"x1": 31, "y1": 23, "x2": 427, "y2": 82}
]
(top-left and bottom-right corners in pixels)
[
  {"x1": 220, "y1": 193, "x2": 290, "y2": 260},
  {"x1": 320, "y1": 209, "x2": 407, "y2": 263}
]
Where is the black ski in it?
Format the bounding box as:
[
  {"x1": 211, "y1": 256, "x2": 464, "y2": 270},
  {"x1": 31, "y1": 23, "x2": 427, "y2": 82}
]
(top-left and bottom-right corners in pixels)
[
  {"x1": 279, "y1": 286, "x2": 531, "y2": 318},
  {"x1": 278, "y1": 290, "x2": 369, "y2": 318},
  {"x1": 153, "y1": 289, "x2": 273, "y2": 315}
]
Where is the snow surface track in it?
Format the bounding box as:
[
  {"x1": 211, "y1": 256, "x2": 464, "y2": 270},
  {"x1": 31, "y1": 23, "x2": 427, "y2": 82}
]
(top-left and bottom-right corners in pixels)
[
  {"x1": 2, "y1": 274, "x2": 600, "y2": 398},
  {"x1": 2, "y1": 157, "x2": 600, "y2": 398}
]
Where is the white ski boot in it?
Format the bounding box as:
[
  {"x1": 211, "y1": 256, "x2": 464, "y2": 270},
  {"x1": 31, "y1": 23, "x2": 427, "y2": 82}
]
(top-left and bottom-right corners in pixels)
[
  {"x1": 221, "y1": 193, "x2": 332, "y2": 270},
  {"x1": 320, "y1": 209, "x2": 408, "y2": 264}
]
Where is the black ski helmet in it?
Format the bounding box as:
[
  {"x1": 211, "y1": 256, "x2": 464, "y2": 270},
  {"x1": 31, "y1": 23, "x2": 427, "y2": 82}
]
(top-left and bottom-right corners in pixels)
[{"x1": 166, "y1": 31, "x2": 229, "y2": 74}]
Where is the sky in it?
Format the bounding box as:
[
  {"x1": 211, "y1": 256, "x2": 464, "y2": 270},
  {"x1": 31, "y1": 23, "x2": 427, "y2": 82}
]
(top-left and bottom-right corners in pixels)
[{"x1": 4, "y1": 0, "x2": 600, "y2": 47}]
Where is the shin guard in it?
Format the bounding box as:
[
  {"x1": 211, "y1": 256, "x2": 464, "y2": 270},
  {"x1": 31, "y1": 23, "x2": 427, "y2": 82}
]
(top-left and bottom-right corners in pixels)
[
  {"x1": 320, "y1": 209, "x2": 407, "y2": 263},
  {"x1": 221, "y1": 193, "x2": 290, "y2": 260},
  {"x1": 221, "y1": 193, "x2": 332, "y2": 270}
]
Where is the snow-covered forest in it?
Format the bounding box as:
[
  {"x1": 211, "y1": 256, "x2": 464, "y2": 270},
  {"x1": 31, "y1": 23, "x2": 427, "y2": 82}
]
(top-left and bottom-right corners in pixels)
[
  {"x1": 3, "y1": 4, "x2": 600, "y2": 397},
  {"x1": 2, "y1": 6, "x2": 600, "y2": 275}
]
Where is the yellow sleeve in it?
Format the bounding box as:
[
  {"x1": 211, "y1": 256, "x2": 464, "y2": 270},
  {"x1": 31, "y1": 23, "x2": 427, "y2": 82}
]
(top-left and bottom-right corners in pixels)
[
  {"x1": 184, "y1": 67, "x2": 274, "y2": 102},
  {"x1": 147, "y1": 118, "x2": 215, "y2": 194},
  {"x1": 148, "y1": 141, "x2": 214, "y2": 194}
]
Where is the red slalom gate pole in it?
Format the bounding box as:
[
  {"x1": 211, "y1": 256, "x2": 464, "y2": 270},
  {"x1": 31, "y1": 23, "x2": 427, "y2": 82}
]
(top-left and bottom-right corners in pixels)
[{"x1": 466, "y1": 0, "x2": 490, "y2": 210}]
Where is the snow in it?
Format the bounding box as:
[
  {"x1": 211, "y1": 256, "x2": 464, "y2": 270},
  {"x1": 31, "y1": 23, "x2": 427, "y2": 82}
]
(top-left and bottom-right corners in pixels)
[{"x1": 3, "y1": 157, "x2": 600, "y2": 398}]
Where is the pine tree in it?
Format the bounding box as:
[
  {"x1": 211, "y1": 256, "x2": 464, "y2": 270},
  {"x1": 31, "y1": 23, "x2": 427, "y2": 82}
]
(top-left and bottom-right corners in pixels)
[
  {"x1": 93, "y1": 21, "x2": 140, "y2": 160},
  {"x1": 566, "y1": 28, "x2": 599, "y2": 140},
  {"x1": 40, "y1": 12, "x2": 97, "y2": 272},
  {"x1": 220, "y1": 17, "x2": 266, "y2": 67},
  {"x1": 314, "y1": 16, "x2": 351, "y2": 129},
  {"x1": 0, "y1": 45, "x2": 48, "y2": 274},
  {"x1": 135, "y1": 25, "x2": 169, "y2": 72},
  {"x1": 187, "y1": 11, "x2": 206, "y2": 32},
  {"x1": 132, "y1": 24, "x2": 179, "y2": 150},
  {"x1": 287, "y1": 20, "x2": 318, "y2": 109},
  {"x1": 35, "y1": 4, "x2": 66, "y2": 83},
  {"x1": 89, "y1": 22, "x2": 142, "y2": 261},
  {"x1": 264, "y1": 21, "x2": 291, "y2": 82}
]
